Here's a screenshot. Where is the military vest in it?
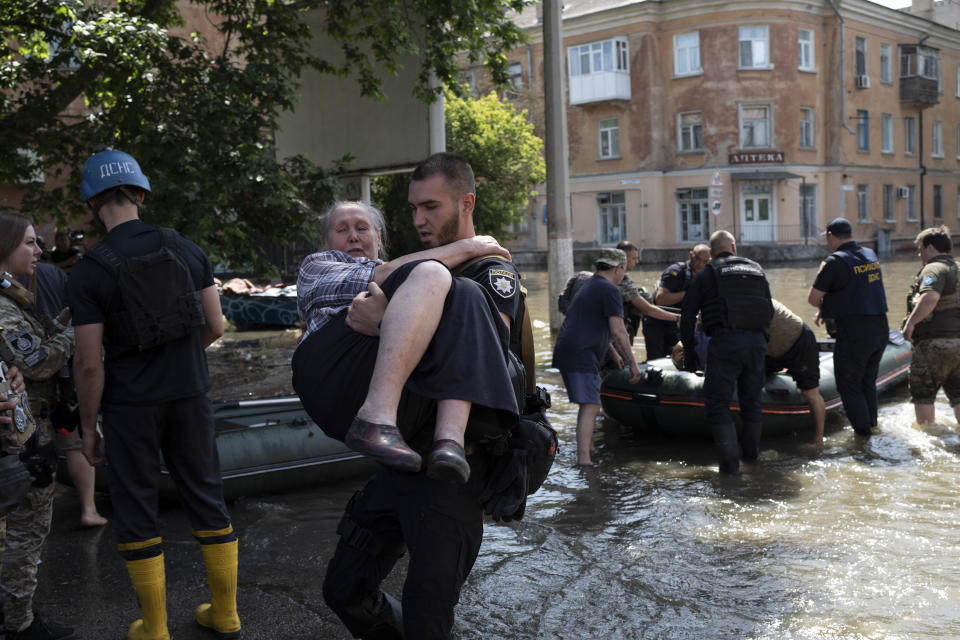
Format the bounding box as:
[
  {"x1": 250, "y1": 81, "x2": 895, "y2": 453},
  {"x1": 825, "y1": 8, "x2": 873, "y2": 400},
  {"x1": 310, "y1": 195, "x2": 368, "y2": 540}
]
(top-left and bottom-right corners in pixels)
[
  {"x1": 907, "y1": 254, "x2": 960, "y2": 339},
  {"x1": 821, "y1": 245, "x2": 887, "y2": 319},
  {"x1": 700, "y1": 255, "x2": 772, "y2": 334}
]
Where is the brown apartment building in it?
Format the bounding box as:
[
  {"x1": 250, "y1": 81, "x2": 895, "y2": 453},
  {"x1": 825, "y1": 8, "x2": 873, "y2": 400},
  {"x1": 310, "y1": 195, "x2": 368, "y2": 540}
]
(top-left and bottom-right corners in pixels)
[{"x1": 468, "y1": 0, "x2": 960, "y2": 255}]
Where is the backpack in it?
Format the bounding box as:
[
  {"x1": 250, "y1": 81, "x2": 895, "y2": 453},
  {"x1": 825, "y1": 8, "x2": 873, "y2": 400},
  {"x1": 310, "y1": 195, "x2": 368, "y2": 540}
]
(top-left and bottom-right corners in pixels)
[
  {"x1": 557, "y1": 271, "x2": 592, "y2": 314},
  {"x1": 85, "y1": 228, "x2": 205, "y2": 351}
]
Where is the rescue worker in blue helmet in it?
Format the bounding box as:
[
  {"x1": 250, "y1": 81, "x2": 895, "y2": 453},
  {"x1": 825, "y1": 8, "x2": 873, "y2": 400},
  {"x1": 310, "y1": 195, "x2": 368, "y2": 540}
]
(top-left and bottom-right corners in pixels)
[
  {"x1": 808, "y1": 217, "x2": 889, "y2": 437},
  {"x1": 67, "y1": 150, "x2": 241, "y2": 640},
  {"x1": 680, "y1": 230, "x2": 773, "y2": 475}
]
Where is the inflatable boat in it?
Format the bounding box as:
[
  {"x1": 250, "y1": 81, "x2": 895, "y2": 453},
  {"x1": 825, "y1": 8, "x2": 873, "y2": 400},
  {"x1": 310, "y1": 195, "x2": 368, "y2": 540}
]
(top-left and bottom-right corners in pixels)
[
  {"x1": 61, "y1": 396, "x2": 374, "y2": 500},
  {"x1": 600, "y1": 330, "x2": 912, "y2": 438}
]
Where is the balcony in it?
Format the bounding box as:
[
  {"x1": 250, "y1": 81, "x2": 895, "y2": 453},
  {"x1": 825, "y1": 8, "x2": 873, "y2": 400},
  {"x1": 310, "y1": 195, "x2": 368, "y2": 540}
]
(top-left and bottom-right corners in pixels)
[
  {"x1": 900, "y1": 44, "x2": 940, "y2": 107},
  {"x1": 900, "y1": 76, "x2": 939, "y2": 105},
  {"x1": 569, "y1": 70, "x2": 631, "y2": 105}
]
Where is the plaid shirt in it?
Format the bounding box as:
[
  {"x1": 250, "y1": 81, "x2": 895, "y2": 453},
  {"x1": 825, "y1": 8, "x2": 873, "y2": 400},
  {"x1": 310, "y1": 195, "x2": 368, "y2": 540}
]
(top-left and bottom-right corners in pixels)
[{"x1": 297, "y1": 250, "x2": 381, "y2": 339}]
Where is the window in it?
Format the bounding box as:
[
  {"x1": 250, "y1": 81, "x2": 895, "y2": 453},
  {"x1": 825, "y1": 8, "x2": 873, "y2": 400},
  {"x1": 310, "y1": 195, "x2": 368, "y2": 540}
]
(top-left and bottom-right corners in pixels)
[
  {"x1": 934, "y1": 185, "x2": 943, "y2": 219},
  {"x1": 569, "y1": 38, "x2": 629, "y2": 77},
  {"x1": 461, "y1": 71, "x2": 475, "y2": 91},
  {"x1": 881, "y1": 44, "x2": 892, "y2": 83},
  {"x1": 956, "y1": 125, "x2": 960, "y2": 159},
  {"x1": 739, "y1": 26, "x2": 770, "y2": 69},
  {"x1": 932, "y1": 121, "x2": 943, "y2": 157},
  {"x1": 739, "y1": 104, "x2": 772, "y2": 148},
  {"x1": 676, "y1": 188, "x2": 710, "y2": 242},
  {"x1": 799, "y1": 107, "x2": 815, "y2": 149},
  {"x1": 883, "y1": 184, "x2": 894, "y2": 222},
  {"x1": 855, "y1": 37, "x2": 867, "y2": 77},
  {"x1": 599, "y1": 118, "x2": 620, "y2": 159},
  {"x1": 598, "y1": 192, "x2": 626, "y2": 244},
  {"x1": 678, "y1": 111, "x2": 703, "y2": 152},
  {"x1": 906, "y1": 185, "x2": 917, "y2": 221},
  {"x1": 905, "y1": 116, "x2": 916, "y2": 154},
  {"x1": 508, "y1": 62, "x2": 523, "y2": 92},
  {"x1": 881, "y1": 114, "x2": 894, "y2": 153},
  {"x1": 798, "y1": 29, "x2": 814, "y2": 71},
  {"x1": 856, "y1": 110, "x2": 869, "y2": 151},
  {"x1": 901, "y1": 46, "x2": 940, "y2": 80},
  {"x1": 800, "y1": 184, "x2": 819, "y2": 238},
  {"x1": 857, "y1": 185, "x2": 870, "y2": 222},
  {"x1": 674, "y1": 32, "x2": 701, "y2": 76}
]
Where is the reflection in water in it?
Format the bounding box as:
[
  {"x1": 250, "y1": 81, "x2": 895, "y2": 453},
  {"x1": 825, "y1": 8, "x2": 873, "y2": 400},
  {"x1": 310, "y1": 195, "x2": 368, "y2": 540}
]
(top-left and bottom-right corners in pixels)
[{"x1": 455, "y1": 260, "x2": 960, "y2": 639}]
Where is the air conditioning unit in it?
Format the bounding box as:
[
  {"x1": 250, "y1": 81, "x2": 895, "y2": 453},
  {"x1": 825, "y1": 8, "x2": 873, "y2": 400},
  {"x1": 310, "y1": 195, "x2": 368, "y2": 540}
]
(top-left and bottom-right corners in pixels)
[
  {"x1": 897, "y1": 186, "x2": 911, "y2": 199},
  {"x1": 855, "y1": 74, "x2": 871, "y2": 89}
]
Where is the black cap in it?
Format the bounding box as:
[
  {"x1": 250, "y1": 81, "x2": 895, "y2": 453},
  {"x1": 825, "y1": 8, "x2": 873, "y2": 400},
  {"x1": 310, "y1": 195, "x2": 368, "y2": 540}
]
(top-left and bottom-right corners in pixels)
[{"x1": 822, "y1": 217, "x2": 852, "y2": 236}]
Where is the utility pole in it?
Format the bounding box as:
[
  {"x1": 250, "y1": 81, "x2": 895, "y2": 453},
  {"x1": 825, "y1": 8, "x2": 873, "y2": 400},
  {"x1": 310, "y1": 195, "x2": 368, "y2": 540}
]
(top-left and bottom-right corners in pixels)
[{"x1": 543, "y1": 0, "x2": 574, "y2": 331}]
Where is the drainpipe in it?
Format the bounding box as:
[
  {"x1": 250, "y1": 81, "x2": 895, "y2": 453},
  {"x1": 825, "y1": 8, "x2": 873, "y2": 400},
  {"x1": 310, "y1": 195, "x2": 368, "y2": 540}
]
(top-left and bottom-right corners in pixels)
[
  {"x1": 919, "y1": 110, "x2": 926, "y2": 228},
  {"x1": 827, "y1": 0, "x2": 858, "y2": 135}
]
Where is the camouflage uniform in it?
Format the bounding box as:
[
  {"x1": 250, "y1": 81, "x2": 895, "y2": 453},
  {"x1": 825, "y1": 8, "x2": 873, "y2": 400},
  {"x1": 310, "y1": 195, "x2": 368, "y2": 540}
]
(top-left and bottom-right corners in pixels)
[{"x1": 0, "y1": 293, "x2": 74, "y2": 633}]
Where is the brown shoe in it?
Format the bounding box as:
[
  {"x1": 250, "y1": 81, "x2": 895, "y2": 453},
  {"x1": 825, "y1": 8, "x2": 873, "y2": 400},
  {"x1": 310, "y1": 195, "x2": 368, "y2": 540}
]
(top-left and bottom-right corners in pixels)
[
  {"x1": 426, "y1": 439, "x2": 471, "y2": 484},
  {"x1": 345, "y1": 417, "x2": 422, "y2": 473}
]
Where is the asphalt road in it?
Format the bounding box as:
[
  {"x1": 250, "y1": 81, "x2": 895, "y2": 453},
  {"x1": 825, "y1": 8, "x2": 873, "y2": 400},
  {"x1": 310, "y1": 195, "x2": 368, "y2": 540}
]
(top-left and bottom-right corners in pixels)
[{"x1": 32, "y1": 475, "x2": 397, "y2": 640}]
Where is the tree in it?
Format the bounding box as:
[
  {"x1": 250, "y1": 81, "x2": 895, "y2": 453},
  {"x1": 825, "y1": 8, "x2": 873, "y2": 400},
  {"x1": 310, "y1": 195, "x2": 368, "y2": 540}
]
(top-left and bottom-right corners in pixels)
[
  {"x1": 0, "y1": 0, "x2": 525, "y2": 272},
  {"x1": 373, "y1": 88, "x2": 545, "y2": 258}
]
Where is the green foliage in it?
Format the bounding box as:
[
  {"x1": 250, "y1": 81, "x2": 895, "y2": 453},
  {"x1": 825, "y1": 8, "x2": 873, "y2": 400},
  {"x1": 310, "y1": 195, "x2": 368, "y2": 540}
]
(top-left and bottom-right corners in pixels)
[
  {"x1": 0, "y1": 0, "x2": 527, "y2": 272},
  {"x1": 373, "y1": 89, "x2": 545, "y2": 258}
]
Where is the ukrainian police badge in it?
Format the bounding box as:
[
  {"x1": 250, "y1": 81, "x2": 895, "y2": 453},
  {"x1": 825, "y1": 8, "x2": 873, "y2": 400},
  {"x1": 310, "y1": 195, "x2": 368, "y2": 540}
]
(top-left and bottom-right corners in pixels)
[{"x1": 488, "y1": 269, "x2": 516, "y2": 298}]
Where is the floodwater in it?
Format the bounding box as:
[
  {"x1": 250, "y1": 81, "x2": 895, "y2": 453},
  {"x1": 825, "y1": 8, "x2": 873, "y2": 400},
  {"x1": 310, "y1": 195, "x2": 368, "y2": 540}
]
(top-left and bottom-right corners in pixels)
[
  {"x1": 453, "y1": 258, "x2": 960, "y2": 640},
  {"x1": 40, "y1": 255, "x2": 960, "y2": 639}
]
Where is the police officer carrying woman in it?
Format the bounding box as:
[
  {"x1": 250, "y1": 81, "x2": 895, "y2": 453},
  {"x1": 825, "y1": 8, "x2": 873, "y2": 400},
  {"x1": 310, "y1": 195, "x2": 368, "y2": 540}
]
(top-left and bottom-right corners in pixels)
[
  {"x1": 680, "y1": 230, "x2": 773, "y2": 475},
  {"x1": 808, "y1": 218, "x2": 889, "y2": 436},
  {"x1": 0, "y1": 212, "x2": 75, "y2": 640}
]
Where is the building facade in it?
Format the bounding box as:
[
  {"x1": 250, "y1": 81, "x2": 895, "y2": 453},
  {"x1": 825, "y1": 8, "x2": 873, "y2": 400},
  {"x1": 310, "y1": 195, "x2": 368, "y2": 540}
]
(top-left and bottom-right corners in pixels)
[{"x1": 469, "y1": 0, "x2": 960, "y2": 256}]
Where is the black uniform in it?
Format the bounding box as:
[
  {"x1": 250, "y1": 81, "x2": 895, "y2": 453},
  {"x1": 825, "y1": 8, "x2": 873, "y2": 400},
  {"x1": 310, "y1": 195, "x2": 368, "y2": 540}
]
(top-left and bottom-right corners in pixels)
[
  {"x1": 680, "y1": 252, "x2": 773, "y2": 474},
  {"x1": 644, "y1": 260, "x2": 693, "y2": 360},
  {"x1": 322, "y1": 254, "x2": 524, "y2": 640},
  {"x1": 812, "y1": 241, "x2": 888, "y2": 435},
  {"x1": 67, "y1": 219, "x2": 232, "y2": 553}
]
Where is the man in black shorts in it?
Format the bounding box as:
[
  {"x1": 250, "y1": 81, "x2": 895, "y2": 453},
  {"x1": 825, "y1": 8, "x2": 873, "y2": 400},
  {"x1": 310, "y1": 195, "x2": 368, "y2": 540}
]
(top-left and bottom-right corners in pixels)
[
  {"x1": 322, "y1": 153, "x2": 530, "y2": 639},
  {"x1": 765, "y1": 299, "x2": 826, "y2": 443}
]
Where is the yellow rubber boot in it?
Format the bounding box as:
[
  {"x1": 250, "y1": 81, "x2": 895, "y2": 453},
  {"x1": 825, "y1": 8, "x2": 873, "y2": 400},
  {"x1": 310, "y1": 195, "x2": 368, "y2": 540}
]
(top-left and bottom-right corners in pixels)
[
  {"x1": 194, "y1": 534, "x2": 241, "y2": 639},
  {"x1": 124, "y1": 553, "x2": 170, "y2": 640}
]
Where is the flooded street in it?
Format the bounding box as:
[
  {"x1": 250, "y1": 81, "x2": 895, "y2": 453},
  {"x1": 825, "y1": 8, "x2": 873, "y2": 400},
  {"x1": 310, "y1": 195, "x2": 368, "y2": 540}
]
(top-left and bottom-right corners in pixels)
[{"x1": 39, "y1": 257, "x2": 960, "y2": 639}]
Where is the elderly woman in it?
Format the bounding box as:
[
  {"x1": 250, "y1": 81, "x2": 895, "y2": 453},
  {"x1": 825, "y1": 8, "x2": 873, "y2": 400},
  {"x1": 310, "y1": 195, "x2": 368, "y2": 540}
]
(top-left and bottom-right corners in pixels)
[
  {"x1": 292, "y1": 201, "x2": 519, "y2": 483},
  {"x1": 0, "y1": 211, "x2": 75, "y2": 640}
]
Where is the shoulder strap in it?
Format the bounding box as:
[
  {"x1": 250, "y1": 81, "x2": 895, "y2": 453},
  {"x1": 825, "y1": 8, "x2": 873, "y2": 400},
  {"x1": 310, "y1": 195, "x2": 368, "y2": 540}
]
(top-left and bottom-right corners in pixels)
[{"x1": 84, "y1": 240, "x2": 123, "y2": 275}]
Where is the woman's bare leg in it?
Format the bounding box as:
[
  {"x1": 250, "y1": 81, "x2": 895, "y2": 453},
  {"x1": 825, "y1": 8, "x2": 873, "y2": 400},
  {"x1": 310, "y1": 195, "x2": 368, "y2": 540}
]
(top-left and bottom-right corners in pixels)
[{"x1": 356, "y1": 261, "x2": 451, "y2": 426}]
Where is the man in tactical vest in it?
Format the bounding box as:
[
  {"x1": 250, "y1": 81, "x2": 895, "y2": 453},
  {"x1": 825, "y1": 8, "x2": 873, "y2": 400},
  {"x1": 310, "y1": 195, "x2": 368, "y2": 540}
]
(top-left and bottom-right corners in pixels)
[
  {"x1": 67, "y1": 150, "x2": 240, "y2": 640},
  {"x1": 644, "y1": 243, "x2": 711, "y2": 360},
  {"x1": 323, "y1": 152, "x2": 540, "y2": 639},
  {"x1": 901, "y1": 225, "x2": 960, "y2": 425},
  {"x1": 808, "y1": 217, "x2": 889, "y2": 437},
  {"x1": 680, "y1": 230, "x2": 773, "y2": 475}
]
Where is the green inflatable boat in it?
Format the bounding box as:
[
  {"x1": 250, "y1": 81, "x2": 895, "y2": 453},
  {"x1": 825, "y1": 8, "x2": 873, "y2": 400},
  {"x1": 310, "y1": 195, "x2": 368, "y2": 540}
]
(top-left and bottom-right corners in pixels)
[
  {"x1": 600, "y1": 330, "x2": 912, "y2": 438},
  {"x1": 61, "y1": 397, "x2": 375, "y2": 501}
]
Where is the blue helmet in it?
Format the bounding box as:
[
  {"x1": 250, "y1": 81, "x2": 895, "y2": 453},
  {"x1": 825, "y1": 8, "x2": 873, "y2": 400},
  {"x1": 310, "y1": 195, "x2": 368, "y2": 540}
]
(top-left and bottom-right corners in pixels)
[{"x1": 80, "y1": 150, "x2": 151, "y2": 202}]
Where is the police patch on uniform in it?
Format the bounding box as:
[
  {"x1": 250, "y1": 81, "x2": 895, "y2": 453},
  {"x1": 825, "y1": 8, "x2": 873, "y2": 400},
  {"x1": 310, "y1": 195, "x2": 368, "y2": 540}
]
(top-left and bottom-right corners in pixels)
[
  {"x1": 9, "y1": 331, "x2": 39, "y2": 356},
  {"x1": 488, "y1": 269, "x2": 517, "y2": 298},
  {"x1": 922, "y1": 274, "x2": 936, "y2": 287}
]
